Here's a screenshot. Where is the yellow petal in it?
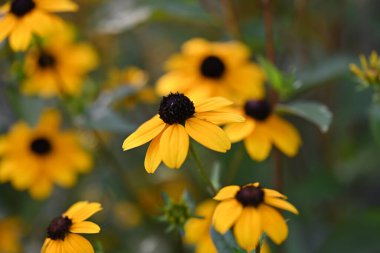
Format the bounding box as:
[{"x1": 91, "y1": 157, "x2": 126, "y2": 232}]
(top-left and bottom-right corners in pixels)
[
  {"x1": 9, "y1": 21, "x2": 32, "y2": 51},
  {"x1": 159, "y1": 124, "x2": 189, "y2": 169},
  {"x1": 244, "y1": 126, "x2": 271, "y2": 161},
  {"x1": 70, "y1": 221, "x2": 100, "y2": 234},
  {"x1": 224, "y1": 120, "x2": 255, "y2": 142},
  {"x1": 196, "y1": 236, "x2": 218, "y2": 253},
  {"x1": 261, "y1": 240, "x2": 271, "y2": 253},
  {"x1": 29, "y1": 177, "x2": 53, "y2": 200},
  {"x1": 36, "y1": 0, "x2": 78, "y2": 12},
  {"x1": 263, "y1": 188, "x2": 287, "y2": 199},
  {"x1": 38, "y1": 109, "x2": 61, "y2": 131},
  {"x1": 212, "y1": 199, "x2": 242, "y2": 234},
  {"x1": 64, "y1": 201, "x2": 102, "y2": 223},
  {"x1": 233, "y1": 207, "x2": 261, "y2": 253},
  {"x1": 213, "y1": 185, "x2": 240, "y2": 201},
  {"x1": 258, "y1": 205, "x2": 288, "y2": 244},
  {"x1": 195, "y1": 111, "x2": 245, "y2": 125},
  {"x1": 264, "y1": 197, "x2": 298, "y2": 214},
  {"x1": 144, "y1": 135, "x2": 162, "y2": 173},
  {"x1": 65, "y1": 234, "x2": 94, "y2": 253},
  {"x1": 41, "y1": 238, "x2": 51, "y2": 253},
  {"x1": 194, "y1": 97, "x2": 233, "y2": 113},
  {"x1": 0, "y1": 15, "x2": 16, "y2": 41},
  {"x1": 122, "y1": 115, "x2": 165, "y2": 150},
  {"x1": 182, "y1": 38, "x2": 211, "y2": 55},
  {"x1": 185, "y1": 117, "x2": 231, "y2": 152}
]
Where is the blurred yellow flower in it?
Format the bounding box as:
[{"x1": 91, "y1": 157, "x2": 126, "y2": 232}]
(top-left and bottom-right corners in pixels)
[
  {"x1": 212, "y1": 183, "x2": 298, "y2": 252},
  {"x1": 22, "y1": 25, "x2": 98, "y2": 98},
  {"x1": 224, "y1": 99, "x2": 301, "y2": 161},
  {"x1": 0, "y1": 218, "x2": 22, "y2": 253},
  {"x1": 0, "y1": 0, "x2": 78, "y2": 51},
  {"x1": 184, "y1": 200, "x2": 217, "y2": 253},
  {"x1": 41, "y1": 201, "x2": 102, "y2": 253},
  {"x1": 113, "y1": 201, "x2": 142, "y2": 229},
  {"x1": 0, "y1": 109, "x2": 92, "y2": 199},
  {"x1": 122, "y1": 93, "x2": 244, "y2": 173},
  {"x1": 350, "y1": 51, "x2": 380, "y2": 86},
  {"x1": 156, "y1": 38, "x2": 265, "y2": 104}
]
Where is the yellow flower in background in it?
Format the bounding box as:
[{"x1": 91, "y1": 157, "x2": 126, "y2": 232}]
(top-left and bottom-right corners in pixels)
[
  {"x1": 0, "y1": 218, "x2": 22, "y2": 253},
  {"x1": 224, "y1": 99, "x2": 301, "y2": 161},
  {"x1": 156, "y1": 38, "x2": 265, "y2": 104},
  {"x1": 113, "y1": 201, "x2": 142, "y2": 229},
  {"x1": 22, "y1": 25, "x2": 98, "y2": 98},
  {"x1": 0, "y1": 0, "x2": 78, "y2": 51},
  {"x1": 350, "y1": 51, "x2": 380, "y2": 86},
  {"x1": 122, "y1": 93, "x2": 245, "y2": 173},
  {"x1": 0, "y1": 109, "x2": 92, "y2": 199},
  {"x1": 212, "y1": 183, "x2": 298, "y2": 252},
  {"x1": 184, "y1": 200, "x2": 217, "y2": 253},
  {"x1": 41, "y1": 201, "x2": 102, "y2": 253}
]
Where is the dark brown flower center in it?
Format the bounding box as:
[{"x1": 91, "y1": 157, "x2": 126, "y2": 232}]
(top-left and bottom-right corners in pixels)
[
  {"x1": 244, "y1": 100, "x2": 272, "y2": 121},
  {"x1": 30, "y1": 137, "x2": 52, "y2": 156},
  {"x1": 38, "y1": 52, "x2": 56, "y2": 69},
  {"x1": 235, "y1": 185, "x2": 265, "y2": 207},
  {"x1": 200, "y1": 55, "x2": 226, "y2": 79},
  {"x1": 47, "y1": 216, "x2": 72, "y2": 240},
  {"x1": 158, "y1": 92, "x2": 195, "y2": 124},
  {"x1": 10, "y1": 0, "x2": 35, "y2": 17}
]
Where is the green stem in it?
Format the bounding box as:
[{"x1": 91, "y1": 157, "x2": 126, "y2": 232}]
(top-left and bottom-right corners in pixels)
[{"x1": 189, "y1": 144, "x2": 217, "y2": 195}]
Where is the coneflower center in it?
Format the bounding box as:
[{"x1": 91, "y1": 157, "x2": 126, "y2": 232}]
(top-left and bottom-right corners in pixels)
[
  {"x1": 244, "y1": 100, "x2": 272, "y2": 121},
  {"x1": 158, "y1": 93, "x2": 195, "y2": 125},
  {"x1": 38, "y1": 52, "x2": 56, "y2": 69},
  {"x1": 30, "y1": 137, "x2": 52, "y2": 155},
  {"x1": 47, "y1": 216, "x2": 72, "y2": 240},
  {"x1": 10, "y1": 0, "x2": 36, "y2": 17},
  {"x1": 200, "y1": 56, "x2": 226, "y2": 79},
  {"x1": 235, "y1": 185, "x2": 265, "y2": 207}
]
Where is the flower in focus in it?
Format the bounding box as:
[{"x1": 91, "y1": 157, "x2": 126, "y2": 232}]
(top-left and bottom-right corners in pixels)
[
  {"x1": 0, "y1": 218, "x2": 22, "y2": 253},
  {"x1": 212, "y1": 183, "x2": 298, "y2": 252},
  {"x1": 224, "y1": 99, "x2": 301, "y2": 161},
  {"x1": 350, "y1": 51, "x2": 380, "y2": 86},
  {"x1": 184, "y1": 200, "x2": 217, "y2": 253},
  {"x1": 41, "y1": 201, "x2": 102, "y2": 253},
  {"x1": 21, "y1": 25, "x2": 98, "y2": 98},
  {"x1": 156, "y1": 38, "x2": 265, "y2": 104},
  {"x1": 122, "y1": 92, "x2": 245, "y2": 173},
  {"x1": 0, "y1": 0, "x2": 78, "y2": 51},
  {"x1": 0, "y1": 109, "x2": 92, "y2": 199}
]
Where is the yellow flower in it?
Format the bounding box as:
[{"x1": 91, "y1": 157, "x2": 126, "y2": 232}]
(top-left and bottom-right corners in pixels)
[
  {"x1": 224, "y1": 99, "x2": 301, "y2": 161},
  {"x1": 156, "y1": 38, "x2": 265, "y2": 104},
  {"x1": 212, "y1": 183, "x2": 298, "y2": 252},
  {"x1": 22, "y1": 25, "x2": 98, "y2": 98},
  {"x1": 0, "y1": 218, "x2": 22, "y2": 253},
  {"x1": 122, "y1": 93, "x2": 245, "y2": 173},
  {"x1": 0, "y1": 109, "x2": 92, "y2": 199},
  {"x1": 41, "y1": 201, "x2": 102, "y2": 253},
  {"x1": 350, "y1": 51, "x2": 380, "y2": 86},
  {"x1": 184, "y1": 200, "x2": 217, "y2": 253},
  {"x1": 0, "y1": 0, "x2": 78, "y2": 51}
]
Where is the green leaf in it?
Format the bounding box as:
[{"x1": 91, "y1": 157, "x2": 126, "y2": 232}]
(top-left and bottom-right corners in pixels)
[
  {"x1": 94, "y1": 241, "x2": 104, "y2": 253},
  {"x1": 369, "y1": 103, "x2": 380, "y2": 147},
  {"x1": 211, "y1": 228, "x2": 241, "y2": 253},
  {"x1": 276, "y1": 101, "x2": 333, "y2": 133}
]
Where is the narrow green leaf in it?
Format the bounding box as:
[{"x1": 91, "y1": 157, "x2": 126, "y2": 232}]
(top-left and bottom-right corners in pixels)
[
  {"x1": 369, "y1": 103, "x2": 380, "y2": 147},
  {"x1": 94, "y1": 241, "x2": 104, "y2": 253},
  {"x1": 211, "y1": 228, "x2": 240, "y2": 253}
]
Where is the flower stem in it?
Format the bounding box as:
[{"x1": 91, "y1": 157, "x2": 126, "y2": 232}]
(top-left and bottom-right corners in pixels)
[
  {"x1": 189, "y1": 144, "x2": 218, "y2": 196},
  {"x1": 221, "y1": 0, "x2": 241, "y2": 39}
]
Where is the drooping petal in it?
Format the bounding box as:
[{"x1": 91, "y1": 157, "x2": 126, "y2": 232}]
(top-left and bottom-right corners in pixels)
[
  {"x1": 9, "y1": 21, "x2": 32, "y2": 51},
  {"x1": 70, "y1": 221, "x2": 101, "y2": 234},
  {"x1": 224, "y1": 120, "x2": 254, "y2": 142},
  {"x1": 258, "y1": 205, "x2": 288, "y2": 244},
  {"x1": 244, "y1": 126, "x2": 271, "y2": 161},
  {"x1": 38, "y1": 109, "x2": 61, "y2": 131},
  {"x1": 122, "y1": 115, "x2": 165, "y2": 150},
  {"x1": 194, "y1": 97, "x2": 233, "y2": 113},
  {"x1": 65, "y1": 234, "x2": 94, "y2": 253},
  {"x1": 233, "y1": 207, "x2": 261, "y2": 253},
  {"x1": 159, "y1": 124, "x2": 189, "y2": 169},
  {"x1": 195, "y1": 111, "x2": 245, "y2": 125},
  {"x1": 196, "y1": 236, "x2": 218, "y2": 253},
  {"x1": 64, "y1": 201, "x2": 102, "y2": 223},
  {"x1": 41, "y1": 238, "x2": 52, "y2": 253},
  {"x1": 185, "y1": 118, "x2": 231, "y2": 152},
  {"x1": 36, "y1": 0, "x2": 78, "y2": 12},
  {"x1": 264, "y1": 197, "x2": 298, "y2": 214},
  {"x1": 144, "y1": 135, "x2": 162, "y2": 173},
  {"x1": 29, "y1": 177, "x2": 53, "y2": 200},
  {"x1": 263, "y1": 188, "x2": 287, "y2": 199},
  {"x1": 0, "y1": 15, "x2": 16, "y2": 42},
  {"x1": 213, "y1": 185, "x2": 240, "y2": 201},
  {"x1": 212, "y1": 199, "x2": 242, "y2": 234}
]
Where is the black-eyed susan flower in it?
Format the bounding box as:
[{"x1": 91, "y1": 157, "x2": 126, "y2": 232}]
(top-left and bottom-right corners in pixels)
[
  {"x1": 224, "y1": 99, "x2": 301, "y2": 161},
  {"x1": 156, "y1": 38, "x2": 265, "y2": 104},
  {"x1": 41, "y1": 201, "x2": 102, "y2": 253},
  {"x1": 22, "y1": 25, "x2": 98, "y2": 97},
  {"x1": 122, "y1": 93, "x2": 245, "y2": 173},
  {"x1": 184, "y1": 200, "x2": 217, "y2": 253},
  {"x1": 212, "y1": 183, "x2": 298, "y2": 252},
  {"x1": 0, "y1": 0, "x2": 78, "y2": 51},
  {"x1": 0, "y1": 109, "x2": 92, "y2": 199},
  {"x1": 350, "y1": 51, "x2": 380, "y2": 86},
  {"x1": 0, "y1": 217, "x2": 22, "y2": 253}
]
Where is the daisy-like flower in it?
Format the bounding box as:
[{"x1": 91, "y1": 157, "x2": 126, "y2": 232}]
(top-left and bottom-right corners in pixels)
[
  {"x1": 0, "y1": 218, "x2": 22, "y2": 253},
  {"x1": 122, "y1": 92, "x2": 245, "y2": 173},
  {"x1": 0, "y1": 109, "x2": 92, "y2": 199},
  {"x1": 41, "y1": 201, "x2": 102, "y2": 253},
  {"x1": 22, "y1": 25, "x2": 98, "y2": 98},
  {"x1": 212, "y1": 183, "x2": 298, "y2": 252},
  {"x1": 156, "y1": 38, "x2": 265, "y2": 104},
  {"x1": 350, "y1": 51, "x2": 380, "y2": 86},
  {"x1": 224, "y1": 99, "x2": 301, "y2": 161},
  {"x1": 0, "y1": 0, "x2": 78, "y2": 51}
]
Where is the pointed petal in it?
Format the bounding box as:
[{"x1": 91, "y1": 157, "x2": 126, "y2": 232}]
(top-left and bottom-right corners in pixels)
[
  {"x1": 259, "y1": 205, "x2": 288, "y2": 244},
  {"x1": 224, "y1": 120, "x2": 254, "y2": 142},
  {"x1": 122, "y1": 115, "x2": 165, "y2": 150},
  {"x1": 264, "y1": 197, "x2": 298, "y2": 214},
  {"x1": 144, "y1": 135, "x2": 162, "y2": 173},
  {"x1": 244, "y1": 126, "x2": 271, "y2": 161},
  {"x1": 65, "y1": 234, "x2": 94, "y2": 253},
  {"x1": 186, "y1": 117, "x2": 231, "y2": 152},
  {"x1": 41, "y1": 238, "x2": 52, "y2": 253},
  {"x1": 64, "y1": 202, "x2": 102, "y2": 223},
  {"x1": 36, "y1": 0, "x2": 78, "y2": 12},
  {"x1": 195, "y1": 111, "x2": 245, "y2": 125},
  {"x1": 213, "y1": 185, "x2": 240, "y2": 201},
  {"x1": 0, "y1": 15, "x2": 16, "y2": 42},
  {"x1": 194, "y1": 97, "x2": 233, "y2": 113},
  {"x1": 263, "y1": 188, "x2": 287, "y2": 199},
  {"x1": 9, "y1": 21, "x2": 32, "y2": 51},
  {"x1": 159, "y1": 124, "x2": 189, "y2": 169},
  {"x1": 233, "y1": 207, "x2": 261, "y2": 253},
  {"x1": 212, "y1": 199, "x2": 242, "y2": 234},
  {"x1": 70, "y1": 221, "x2": 100, "y2": 234}
]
